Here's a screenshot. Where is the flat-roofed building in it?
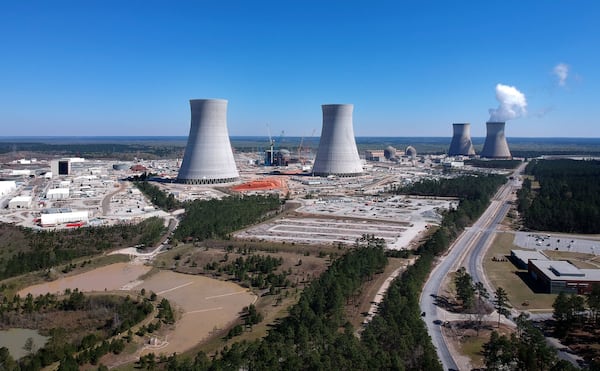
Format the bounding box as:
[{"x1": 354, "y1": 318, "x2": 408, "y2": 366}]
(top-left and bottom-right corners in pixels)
[
  {"x1": 511, "y1": 249, "x2": 548, "y2": 269},
  {"x1": 40, "y1": 209, "x2": 89, "y2": 227},
  {"x1": 365, "y1": 150, "x2": 385, "y2": 162},
  {"x1": 9, "y1": 195, "x2": 33, "y2": 209},
  {"x1": 46, "y1": 188, "x2": 70, "y2": 200},
  {"x1": 528, "y1": 259, "x2": 600, "y2": 294}
]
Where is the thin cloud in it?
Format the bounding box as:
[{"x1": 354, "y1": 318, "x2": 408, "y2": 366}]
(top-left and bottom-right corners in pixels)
[{"x1": 553, "y1": 63, "x2": 569, "y2": 87}]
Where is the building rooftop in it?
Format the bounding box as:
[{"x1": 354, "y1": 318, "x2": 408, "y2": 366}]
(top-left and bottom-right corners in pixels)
[
  {"x1": 531, "y1": 259, "x2": 600, "y2": 281},
  {"x1": 512, "y1": 249, "x2": 547, "y2": 264}
]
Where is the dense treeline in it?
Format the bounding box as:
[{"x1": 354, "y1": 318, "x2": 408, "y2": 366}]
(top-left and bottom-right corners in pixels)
[
  {"x1": 134, "y1": 181, "x2": 180, "y2": 211},
  {"x1": 518, "y1": 159, "x2": 600, "y2": 233},
  {"x1": 550, "y1": 286, "x2": 600, "y2": 367},
  {"x1": 465, "y1": 159, "x2": 522, "y2": 169},
  {"x1": 174, "y1": 195, "x2": 281, "y2": 242},
  {"x1": 0, "y1": 217, "x2": 165, "y2": 280},
  {"x1": 0, "y1": 142, "x2": 184, "y2": 160},
  {"x1": 205, "y1": 254, "x2": 289, "y2": 290},
  {"x1": 393, "y1": 175, "x2": 506, "y2": 256}
]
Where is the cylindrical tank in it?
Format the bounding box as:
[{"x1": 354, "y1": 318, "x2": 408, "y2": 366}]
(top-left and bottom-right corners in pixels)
[
  {"x1": 480, "y1": 122, "x2": 511, "y2": 159},
  {"x1": 448, "y1": 123, "x2": 475, "y2": 156},
  {"x1": 177, "y1": 99, "x2": 240, "y2": 184},
  {"x1": 312, "y1": 104, "x2": 363, "y2": 176}
]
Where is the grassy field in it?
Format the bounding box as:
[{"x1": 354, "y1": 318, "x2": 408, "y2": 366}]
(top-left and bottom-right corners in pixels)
[
  {"x1": 483, "y1": 231, "x2": 557, "y2": 310},
  {"x1": 543, "y1": 250, "x2": 600, "y2": 269}
]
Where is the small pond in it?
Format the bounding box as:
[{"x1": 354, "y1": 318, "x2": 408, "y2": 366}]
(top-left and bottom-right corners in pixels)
[{"x1": 0, "y1": 328, "x2": 49, "y2": 360}]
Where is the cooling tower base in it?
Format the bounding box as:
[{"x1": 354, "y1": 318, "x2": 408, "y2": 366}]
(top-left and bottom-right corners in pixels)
[
  {"x1": 312, "y1": 172, "x2": 362, "y2": 177},
  {"x1": 177, "y1": 177, "x2": 239, "y2": 185}
]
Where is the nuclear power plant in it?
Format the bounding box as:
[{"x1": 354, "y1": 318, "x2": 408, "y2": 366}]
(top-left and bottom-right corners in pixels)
[
  {"x1": 448, "y1": 123, "x2": 475, "y2": 156},
  {"x1": 480, "y1": 121, "x2": 511, "y2": 159},
  {"x1": 177, "y1": 99, "x2": 240, "y2": 184},
  {"x1": 312, "y1": 104, "x2": 363, "y2": 177}
]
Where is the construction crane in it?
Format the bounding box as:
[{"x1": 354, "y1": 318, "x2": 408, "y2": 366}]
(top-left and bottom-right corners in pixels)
[{"x1": 266, "y1": 123, "x2": 275, "y2": 166}]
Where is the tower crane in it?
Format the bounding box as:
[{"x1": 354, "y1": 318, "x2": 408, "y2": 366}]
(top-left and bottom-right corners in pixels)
[{"x1": 266, "y1": 123, "x2": 275, "y2": 165}]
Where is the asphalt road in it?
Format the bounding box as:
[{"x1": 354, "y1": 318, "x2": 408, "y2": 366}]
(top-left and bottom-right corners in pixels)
[{"x1": 419, "y1": 165, "x2": 525, "y2": 370}]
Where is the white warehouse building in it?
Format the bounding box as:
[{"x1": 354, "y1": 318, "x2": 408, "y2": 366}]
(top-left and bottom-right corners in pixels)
[
  {"x1": 41, "y1": 210, "x2": 89, "y2": 227},
  {"x1": 46, "y1": 188, "x2": 70, "y2": 200},
  {"x1": 9, "y1": 196, "x2": 33, "y2": 209}
]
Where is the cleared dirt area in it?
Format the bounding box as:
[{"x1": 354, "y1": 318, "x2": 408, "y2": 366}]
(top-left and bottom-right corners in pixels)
[
  {"x1": 137, "y1": 271, "x2": 256, "y2": 356},
  {"x1": 484, "y1": 232, "x2": 557, "y2": 310},
  {"x1": 18, "y1": 262, "x2": 151, "y2": 296}
]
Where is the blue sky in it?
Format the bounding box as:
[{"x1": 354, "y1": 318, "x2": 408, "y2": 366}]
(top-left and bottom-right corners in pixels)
[{"x1": 1, "y1": 1, "x2": 598, "y2": 137}]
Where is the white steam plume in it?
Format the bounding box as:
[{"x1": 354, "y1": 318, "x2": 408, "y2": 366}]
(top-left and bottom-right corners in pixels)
[
  {"x1": 553, "y1": 63, "x2": 569, "y2": 86},
  {"x1": 488, "y1": 83, "x2": 527, "y2": 122}
]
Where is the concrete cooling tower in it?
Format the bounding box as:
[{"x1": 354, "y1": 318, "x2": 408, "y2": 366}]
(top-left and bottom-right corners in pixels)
[
  {"x1": 312, "y1": 104, "x2": 363, "y2": 176},
  {"x1": 448, "y1": 123, "x2": 475, "y2": 156},
  {"x1": 480, "y1": 122, "x2": 511, "y2": 159},
  {"x1": 177, "y1": 99, "x2": 240, "y2": 184}
]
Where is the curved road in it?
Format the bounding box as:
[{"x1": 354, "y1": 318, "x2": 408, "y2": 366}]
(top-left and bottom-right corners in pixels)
[{"x1": 419, "y1": 165, "x2": 525, "y2": 370}]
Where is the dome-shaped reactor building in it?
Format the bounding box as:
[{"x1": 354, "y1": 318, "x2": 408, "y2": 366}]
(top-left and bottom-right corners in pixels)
[
  {"x1": 405, "y1": 146, "x2": 417, "y2": 159},
  {"x1": 448, "y1": 123, "x2": 475, "y2": 156},
  {"x1": 384, "y1": 146, "x2": 397, "y2": 161},
  {"x1": 177, "y1": 99, "x2": 240, "y2": 184},
  {"x1": 312, "y1": 104, "x2": 363, "y2": 177},
  {"x1": 480, "y1": 122, "x2": 511, "y2": 159}
]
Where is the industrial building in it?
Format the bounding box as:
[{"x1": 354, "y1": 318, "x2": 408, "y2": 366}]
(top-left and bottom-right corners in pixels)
[
  {"x1": 480, "y1": 122, "x2": 511, "y2": 158},
  {"x1": 528, "y1": 259, "x2": 600, "y2": 294},
  {"x1": 264, "y1": 149, "x2": 291, "y2": 166},
  {"x1": 51, "y1": 159, "x2": 72, "y2": 176},
  {"x1": 312, "y1": 104, "x2": 363, "y2": 176},
  {"x1": 510, "y1": 249, "x2": 548, "y2": 269},
  {"x1": 448, "y1": 123, "x2": 475, "y2": 156},
  {"x1": 40, "y1": 208, "x2": 89, "y2": 227},
  {"x1": 9, "y1": 196, "x2": 33, "y2": 209},
  {"x1": 177, "y1": 99, "x2": 240, "y2": 184},
  {"x1": 365, "y1": 150, "x2": 385, "y2": 162},
  {"x1": 46, "y1": 188, "x2": 70, "y2": 200}
]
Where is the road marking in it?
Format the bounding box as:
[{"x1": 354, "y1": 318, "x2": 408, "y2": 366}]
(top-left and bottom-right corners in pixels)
[
  {"x1": 205, "y1": 291, "x2": 247, "y2": 300},
  {"x1": 157, "y1": 281, "x2": 194, "y2": 295},
  {"x1": 185, "y1": 307, "x2": 223, "y2": 315}
]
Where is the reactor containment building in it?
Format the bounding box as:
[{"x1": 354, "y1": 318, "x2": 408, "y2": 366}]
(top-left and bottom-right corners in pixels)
[
  {"x1": 177, "y1": 99, "x2": 240, "y2": 184},
  {"x1": 448, "y1": 123, "x2": 475, "y2": 156},
  {"x1": 312, "y1": 104, "x2": 363, "y2": 177},
  {"x1": 480, "y1": 121, "x2": 511, "y2": 159}
]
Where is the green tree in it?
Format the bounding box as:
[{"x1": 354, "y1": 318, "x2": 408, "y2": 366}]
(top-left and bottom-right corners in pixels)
[
  {"x1": 454, "y1": 267, "x2": 475, "y2": 310},
  {"x1": 473, "y1": 281, "x2": 489, "y2": 335},
  {"x1": 552, "y1": 291, "x2": 572, "y2": 337},
  {"x1": 493, "y1": 287, "x2": 511, "y2": 327},
  {"x1": 483, "y1": 330, "x2": 515, "y2": 370},
  {"x1": 587, "y1": 283, "x2": 600, "y2": 324},
  {"x1": 0, "y1": 347, "x2": 18, "y2": 371}
]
